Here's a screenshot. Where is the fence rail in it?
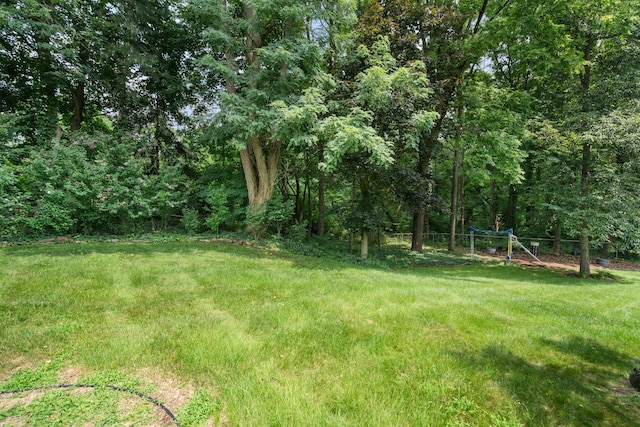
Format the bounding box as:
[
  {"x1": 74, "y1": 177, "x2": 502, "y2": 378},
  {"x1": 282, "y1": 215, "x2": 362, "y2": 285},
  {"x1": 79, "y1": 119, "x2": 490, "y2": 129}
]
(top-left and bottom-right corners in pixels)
[{"x1": 387, "y1": 232, "x2": 584, "y2": 255}]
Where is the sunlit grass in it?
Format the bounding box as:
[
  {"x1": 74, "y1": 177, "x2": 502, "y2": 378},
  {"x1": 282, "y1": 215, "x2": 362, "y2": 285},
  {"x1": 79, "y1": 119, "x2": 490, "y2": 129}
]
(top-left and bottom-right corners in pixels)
[{"x1": 1, "y1": 241, "x2": 639, "y2": 426}]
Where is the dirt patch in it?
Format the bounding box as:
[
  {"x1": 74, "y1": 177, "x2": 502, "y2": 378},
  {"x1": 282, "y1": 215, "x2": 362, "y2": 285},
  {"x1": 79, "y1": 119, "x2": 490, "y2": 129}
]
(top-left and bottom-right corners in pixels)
[
  {"x1": 482, "y1": 250, "x2": 640, "y2": 272},
  {"x1": 136, "y1": 367, "x2": 196, "y2": 411},
  {"x1": 1, "y1": 366, "x2": 201, "y2": 426},
  {"x1": 0, "y1": 390, "x2": 47, "y2": 411},
  {"x1": 58, "y1": 367, "x2": 83, "y2": 384},
  {"x1": 0, "y1": 416, "x2": 27, "y2": 426}
]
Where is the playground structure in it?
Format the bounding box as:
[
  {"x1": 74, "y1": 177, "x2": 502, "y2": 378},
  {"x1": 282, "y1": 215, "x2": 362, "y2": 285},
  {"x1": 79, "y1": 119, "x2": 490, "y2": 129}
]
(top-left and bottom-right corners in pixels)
[{"x1": 469, "y1": 226, "x2": 547, "y2": 267}]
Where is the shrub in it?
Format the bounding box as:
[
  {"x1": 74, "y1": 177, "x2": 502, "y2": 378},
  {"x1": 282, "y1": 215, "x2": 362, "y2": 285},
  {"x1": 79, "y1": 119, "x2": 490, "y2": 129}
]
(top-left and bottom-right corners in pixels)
[{"x1": 181, "y1": 208, "x2": 202, "y2": 234}]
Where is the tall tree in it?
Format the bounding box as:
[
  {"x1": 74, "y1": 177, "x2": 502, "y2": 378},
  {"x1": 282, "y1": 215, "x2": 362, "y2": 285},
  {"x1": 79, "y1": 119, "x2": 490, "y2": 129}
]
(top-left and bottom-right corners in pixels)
[
  {"x1": 1, "y1": 0, "x2": 194, "y2": 148},
  {"x1": 194, "y1": 0, "x2": 322, "y2": 211},
  {"x1": 357, "y1": 0, "x2": 512, "y2": 252},
  {"x1": 494, "y1": 0, "x2": 640, "y2": 274}
]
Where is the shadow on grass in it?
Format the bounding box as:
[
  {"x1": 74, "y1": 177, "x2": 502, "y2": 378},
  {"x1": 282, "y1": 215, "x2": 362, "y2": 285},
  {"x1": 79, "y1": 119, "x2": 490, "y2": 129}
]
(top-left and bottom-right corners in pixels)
[
  {"x1": 418, "y1": 262, "x2": 634, "y2": 287},
  {"x1": 452, "y1": 337, "x2": 640, "y2": 426},
  {"x1": 0, "y1": 239, "x2": 280, "y2": 260},
  {"x1": 1, "y1": 240, "x2": 636, "y2": 286},
  {"x1": 0, "y1": 239, "x2": 478, "y2": 272}
]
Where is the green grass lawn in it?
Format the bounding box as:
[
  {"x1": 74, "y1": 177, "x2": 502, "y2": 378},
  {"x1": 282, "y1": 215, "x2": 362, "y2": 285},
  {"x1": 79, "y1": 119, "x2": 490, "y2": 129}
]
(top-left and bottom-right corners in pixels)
[{"x1": 1, "y1": 241, "x2": 639, "y2": 426}]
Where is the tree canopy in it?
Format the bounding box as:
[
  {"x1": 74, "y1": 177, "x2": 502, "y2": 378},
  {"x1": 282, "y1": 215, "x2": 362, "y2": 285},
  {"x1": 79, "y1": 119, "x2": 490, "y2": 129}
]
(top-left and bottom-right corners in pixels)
[{"x1": 1, "y1": 0, "x2": 639, "y2": 274}]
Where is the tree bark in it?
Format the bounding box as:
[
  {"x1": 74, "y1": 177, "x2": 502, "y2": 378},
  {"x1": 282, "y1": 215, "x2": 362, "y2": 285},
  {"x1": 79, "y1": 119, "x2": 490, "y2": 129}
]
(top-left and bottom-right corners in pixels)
[
  {"x1": 507, "y1": 184, "x2": 517, "y2": 230},
  {"x1": 459, "y1": 150, "x2": 466, "y2": 236},
  {"x1": 411, "y1": 210, "x2": 426, "y2": 251},
  {"x1": 448, "y1": 149, "x2": 460, "y2": 251},
  {"x1": 240, "y1": 136, "x2": 280, "y2": 209},
  {"x1": 579, "y1": 231, "x2": 590, "y2": 274},
  {"x1": 579, "y1": 142, "x2": 591, "y2": 275},
  {"x1": 489, "y1": 178, "x2": 498, "y2": 230},
  {"x1": 411, "y1": 119, "x2": 441, "y2": 252},
  {"x1": 578, "y1": 38, "x2": 594, "y2": 276},
  {"x1": 70, "y1": 82, "x2": 85, "y2": 132},
  {"x1": 295, "y1": 177, "x2": 303, "y2": 223},
  {"x1": 360, "y1": 229, "x2": 370, "y2": 259},
  {"x1": 233, "y1": 2, "x2": 283, "y2": 211},
  {"x1": 317, "y1": 145, "x2": 326, "y2": 236},
  {"x1": 317, "y1": 168, "x2": 325, "y2": 236}
]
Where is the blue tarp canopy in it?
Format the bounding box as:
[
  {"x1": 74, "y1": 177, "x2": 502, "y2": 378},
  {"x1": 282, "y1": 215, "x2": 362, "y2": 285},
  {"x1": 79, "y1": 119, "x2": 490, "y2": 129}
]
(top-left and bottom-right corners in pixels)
[{"x1": 469, "y1": 226, "x2": 513, "y2": 235}]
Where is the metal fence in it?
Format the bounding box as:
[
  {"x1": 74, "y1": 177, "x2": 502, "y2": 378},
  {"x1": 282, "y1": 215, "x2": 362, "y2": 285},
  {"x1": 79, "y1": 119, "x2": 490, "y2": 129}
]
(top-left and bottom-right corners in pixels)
[{"x1": 387, "y1": 232, "x2": 583, "y2": 255}]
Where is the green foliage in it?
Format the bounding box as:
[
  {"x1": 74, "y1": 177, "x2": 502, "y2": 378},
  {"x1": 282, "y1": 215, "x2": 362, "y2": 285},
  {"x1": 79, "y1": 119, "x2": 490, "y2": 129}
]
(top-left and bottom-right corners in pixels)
[
  {"x1": 182, "y1": 208, "x2": 203, "y2": 234},
  {"x1": 245, "y1": 191, "x2": 295, "y2": 239},
  {"x1": 177, "y1": 390, "x2": 218, "y2": 427},
  {"x1": 0, "y1": 361, "x2": 61, "y2": 392},
  {"x1": 204, "y1": 186, "x2": 231, "y2": 235},
  {"x1": 1, "y1": 0, "x2": 639, "y2": 259},
  {"x1": 0, "y1": 130, "x2": 194, "y2": 237},
  {"x1": 320, "y1": 108, "x2": 393, "y2": 171}
]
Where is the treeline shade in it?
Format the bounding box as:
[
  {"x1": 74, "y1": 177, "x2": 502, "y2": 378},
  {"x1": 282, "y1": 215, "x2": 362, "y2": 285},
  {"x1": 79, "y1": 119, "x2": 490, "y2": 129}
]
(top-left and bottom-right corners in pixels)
[{"x1": 1, "y1": 0, "x2": 640, "y2": 274}]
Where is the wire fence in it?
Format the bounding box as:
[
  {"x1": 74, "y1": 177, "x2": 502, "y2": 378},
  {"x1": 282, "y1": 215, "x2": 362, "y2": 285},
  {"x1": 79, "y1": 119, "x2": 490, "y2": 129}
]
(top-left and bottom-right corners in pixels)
[{"x1": 387, "y1": 232, "x2": 583, "y2": 255}]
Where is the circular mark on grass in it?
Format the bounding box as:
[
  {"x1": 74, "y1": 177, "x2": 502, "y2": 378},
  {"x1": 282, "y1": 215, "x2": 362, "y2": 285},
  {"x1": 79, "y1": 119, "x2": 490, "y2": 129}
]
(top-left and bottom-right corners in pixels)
[{"x1": 0, "y1": 384, "x2": 179, "y2": 426}]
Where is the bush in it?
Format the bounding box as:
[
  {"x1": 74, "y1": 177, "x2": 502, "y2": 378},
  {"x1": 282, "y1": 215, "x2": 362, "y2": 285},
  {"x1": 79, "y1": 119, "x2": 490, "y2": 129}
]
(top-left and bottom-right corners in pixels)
[
  {"x1": 0, "y1": 130, "x2": 195, "y2": 237},
  {"x1": 245, "y1": 192, "x2": 295, "y2": 239},
  {"x1": 204, "y1": 186, "x2": 230, "y2": 235},
  {"x1": 181, "y1": 208, "x2": 202, "y2": 234}
]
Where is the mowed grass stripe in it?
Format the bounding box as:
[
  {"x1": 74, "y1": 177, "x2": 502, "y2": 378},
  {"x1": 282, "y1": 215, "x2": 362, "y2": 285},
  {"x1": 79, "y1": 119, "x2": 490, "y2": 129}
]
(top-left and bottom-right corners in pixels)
[{"x1": 1, "y1": 241, "x2": 639, "y2": 426}]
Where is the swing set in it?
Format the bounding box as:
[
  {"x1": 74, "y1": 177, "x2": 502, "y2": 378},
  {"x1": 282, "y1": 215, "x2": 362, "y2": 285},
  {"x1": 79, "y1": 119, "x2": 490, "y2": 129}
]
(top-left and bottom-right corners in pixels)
[{"x1": 469, "y1": 226, "x2": 546, "y2": 267}]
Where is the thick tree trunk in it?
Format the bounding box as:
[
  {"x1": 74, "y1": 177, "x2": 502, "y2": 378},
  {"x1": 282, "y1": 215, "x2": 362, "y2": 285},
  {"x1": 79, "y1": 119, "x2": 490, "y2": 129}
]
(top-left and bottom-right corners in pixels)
[
  {"x1": 360, "y1": 229, "x2": 370, "y2": 259},
  {"x1": 579, "y1": 231, "x2": 590, "y2": 274},
  {"x1": 411, "y1": 103, "x2": 446, "y2": 251},
  {"x1": 411, "y1": 211, "x2": 426, "y2": 251},
  {"x1": 239, "y1": 3, "x2": 289, "y2": 213},
  {"x1": 553, "y1": 224, "x2": 562, "y2": 256},
  {"x1": 240, "y1": 136, "x2": 280, "y2": 210},
  {"x1": 448, "y1": 149, "x2": 460, "y2": 251}
]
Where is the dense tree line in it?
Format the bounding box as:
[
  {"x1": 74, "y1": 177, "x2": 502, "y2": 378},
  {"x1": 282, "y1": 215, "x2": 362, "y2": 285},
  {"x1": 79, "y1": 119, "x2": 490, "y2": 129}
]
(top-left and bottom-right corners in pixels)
[{"x1": 1, "y1": 0, "x2": 639, "y2": 274}]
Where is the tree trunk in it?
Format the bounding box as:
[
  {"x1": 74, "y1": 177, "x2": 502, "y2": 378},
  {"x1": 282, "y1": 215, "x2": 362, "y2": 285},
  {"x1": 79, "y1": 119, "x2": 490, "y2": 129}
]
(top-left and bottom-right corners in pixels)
[
  {"x1": 579, "y1": 142, "x2": 591, "y2": 275},
  {"x1": 360, "y1": 229, "x2": 370, "y2": 259},
  {"x1": 306, "y1": 174, "x2": 312, "y2": 239},
  {"x1": 240, "y1": 136, "x2": 280, "y2": 210},
  {"x1": 579, "y1": 231, "x2": 590, "y2": 275},
  {"x1": 236, "y1": 2, "x2": 282, "y2": 212},
  {"x1": 448, "y1": 149, "x2": 460, "y2": 251},
  {"x1": 317, "y1": 146, "x2": 326, "y2": 236},
  {"x1": 459, "y1": 150, "x2": 466, "y2": 237},
  {"x1": 578, "y1": 39, "x2": 594, "y2": 276},
  {"x1": 411, "y1": 211, "x2": 426, "y2": 251},
  {"x1": 70, "y1": 81, "x2": 85, "y2": 132},
  {"x1": 411, "y1": 133, "x2": 436, "y2": 252},
  {"x1": 295, "y1": 177, "x2": 303, "y2": 224},
  {"x1": 411, "y1": 105, "x2": 445, "y2": 252},
  {"x1": 490, "y1": 179, "x2": 497, "y2": 230},
  {"x1": 507, "y1": 184, "x2": 517, "y2": 230}
]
